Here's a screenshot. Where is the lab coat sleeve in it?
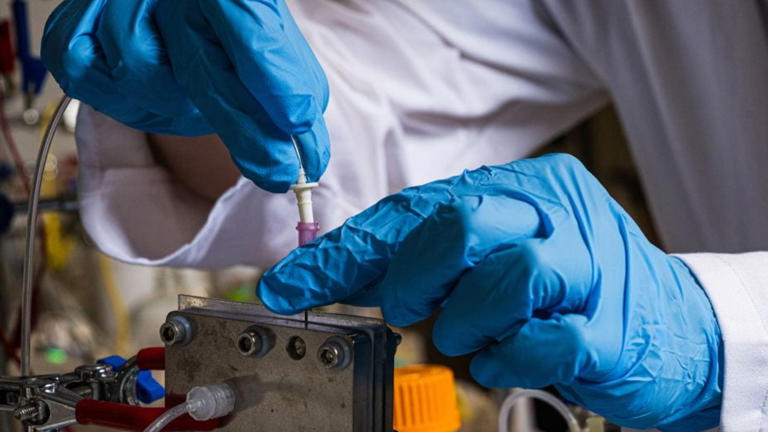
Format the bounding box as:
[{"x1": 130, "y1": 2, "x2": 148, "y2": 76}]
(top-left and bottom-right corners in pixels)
[
  {"x1": 677, "y1": 253, "x2": 768, "y2": 431},
  {"x1": 75, "y1": 0, "x2": 608, "y2": 268}
]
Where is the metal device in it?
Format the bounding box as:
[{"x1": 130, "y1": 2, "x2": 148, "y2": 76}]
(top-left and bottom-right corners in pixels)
[
  {"x1": 0, "y1": 348, "x2": 167, "y2": 431},
  {"x1": 163, "y1": 295, "x2": 398, "y2": 432},
  {"x1": 0, "y1": 295, "x2": 398, "y2": 431}
]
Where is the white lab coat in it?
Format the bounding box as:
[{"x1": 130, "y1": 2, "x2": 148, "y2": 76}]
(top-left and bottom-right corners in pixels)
[{"x1": 75, "y1": 1, "x2": 768, "y2": 430}]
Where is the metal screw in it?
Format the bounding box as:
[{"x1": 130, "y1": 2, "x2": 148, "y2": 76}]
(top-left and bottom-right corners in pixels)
[
  {"x1": 317, "y1": 336, "x2": 352, "y2": 371},
  {"x1": 160, "y1": 315, "x2": 193, "y2": 347},
  {"x1": 237, "y1": 326, "x2": 273, "y2": 357},
  {"x1": 13, "y1": 400, "x2": 48, "y2": 425},
  {"x1": 14, "y1": 404, "x2": 38, "y2": 421},
  {"x1": 286, "y1": 336, "x2": 307, "y2": 360}
]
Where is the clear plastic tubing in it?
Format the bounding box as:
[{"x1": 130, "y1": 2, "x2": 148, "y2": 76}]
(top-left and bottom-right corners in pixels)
[
  {"x1": 144, "y1": 383, "x2": 235, "y2": 432},
  {"x1": 21, "y1": 95, "x2": 71, "y2": 376},
  {"x1": 143, "y1": 403, "x2": 189, "y2": 432},
  {"x1": 497, "y1": 389, "x2": 580, "y2": 432}
]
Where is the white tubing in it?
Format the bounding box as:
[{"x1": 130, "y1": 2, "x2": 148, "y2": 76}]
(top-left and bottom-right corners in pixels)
[{"x1": 498, "y1": 389, "x2": 580, "y2": 432}]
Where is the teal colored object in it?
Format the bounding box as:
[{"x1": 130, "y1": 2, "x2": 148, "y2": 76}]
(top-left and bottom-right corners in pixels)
[
  {"x1": 259, "y1": 154, "x2": 723, "y2": 430},
  {"x1": 41, "y1": 0, "x2": 329, "y2": 192}
]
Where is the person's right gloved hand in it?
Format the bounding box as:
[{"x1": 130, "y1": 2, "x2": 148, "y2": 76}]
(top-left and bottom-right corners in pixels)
[
  {"x1": 259, "y1": 154, "x2": 723, "y2": 431},
  {"x1": 41, "y1": 0, "x2": 329, "y2": 192}
]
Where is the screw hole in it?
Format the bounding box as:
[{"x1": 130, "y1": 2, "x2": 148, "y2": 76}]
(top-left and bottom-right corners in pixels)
[
  {"x1": 286, "y1": 336, "x2": 306, "y2": 360},
  {"x1": 161, "y1": 326, "x2": 175, "y2": 343},
  {"x1": 238, "y1": 335, "x2": 253, "y2": 354}
]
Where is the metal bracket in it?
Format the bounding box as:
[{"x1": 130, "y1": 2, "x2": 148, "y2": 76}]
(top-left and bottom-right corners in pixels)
[{"x1": 163, "y1": 295, "x2": 397, "y2": 432}]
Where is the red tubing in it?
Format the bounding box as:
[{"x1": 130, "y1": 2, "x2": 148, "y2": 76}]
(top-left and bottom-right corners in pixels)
[{"x1": 136, "y1": 347, "x2": 165, "y2": 370}]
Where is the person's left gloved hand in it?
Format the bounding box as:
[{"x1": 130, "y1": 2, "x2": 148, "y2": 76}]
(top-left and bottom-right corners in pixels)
[
  {"x1": 258, "y1": 154, "x2": 723, "y2": 431},
  {"x1": 42, "y1": 0, "x2": 329, "y2": 192}
]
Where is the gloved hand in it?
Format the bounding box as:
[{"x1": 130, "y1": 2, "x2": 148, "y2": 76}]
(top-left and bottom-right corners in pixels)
[
  {"x1": 41, "y1": 0, "x2": 329, "y2": 192},
  {"x1": 259, "y1": 154, "x2": 723, "y2": 430}
]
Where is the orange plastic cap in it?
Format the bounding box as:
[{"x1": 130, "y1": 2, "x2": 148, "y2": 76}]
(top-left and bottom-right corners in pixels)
[{"x1": 393, "y1": 364, "x2": 461, "y2": 432}]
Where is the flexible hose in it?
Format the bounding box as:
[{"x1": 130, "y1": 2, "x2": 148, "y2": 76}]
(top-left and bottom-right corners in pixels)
[
  {"x1": 144, "y1": 384, "x2": 236, "y2": 432},
  {"x1": 498, "y1": 389, "x2": 580, "y2": 432},
  {"x1": 143, "y1": 402, "x2": 190, "y2": 432},
  {"x1": 20, "y1": 95, "x2": 71, "y2": 376}
]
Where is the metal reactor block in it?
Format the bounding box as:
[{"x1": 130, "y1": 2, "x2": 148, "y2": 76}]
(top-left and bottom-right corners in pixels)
[{"x1": 162, "y1": 295, "x2": 398, "y2": 432}]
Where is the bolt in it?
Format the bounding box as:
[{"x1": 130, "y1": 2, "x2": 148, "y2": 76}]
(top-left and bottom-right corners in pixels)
[
  {"x1": 286, "y1": 336, "x2": 307, "y2": 360},
  {"x1": 319, "y1": 345, "x2": 340, "y2": 368},
  {"x1": 317, "y1": 336, "x2": 352, "y2": 371},
  {"x1": 13, "y1": 400, "x2": 48, "y2": 425},
  {"x1": 160, "y1": 315, "x2": 193, "y2": 347},
  {"x1": 13, "y1": 405, "x2": 37, "y2": 421},
  {"x1": 237, "y1": 326, "x2": 273, "y2": 357}
]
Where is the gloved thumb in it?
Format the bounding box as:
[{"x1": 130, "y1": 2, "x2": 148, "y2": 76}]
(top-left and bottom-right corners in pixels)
[{"x1": 470, "y1": 314, "x2": 597, "y2": 389}]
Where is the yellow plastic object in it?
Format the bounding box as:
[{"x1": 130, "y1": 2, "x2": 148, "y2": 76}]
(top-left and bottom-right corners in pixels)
[{"x1": 394, "y1": 364, "x2": 461, "y2": 432}]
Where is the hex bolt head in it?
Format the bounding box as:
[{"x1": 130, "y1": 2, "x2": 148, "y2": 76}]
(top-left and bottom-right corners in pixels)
[
  {"x1": 160, "y1": 315, "x2": 193, "y2": 347},
  {"x1": 237, "y1": 326, "x2": 273, "y2": 357},
  {"x1": 317, "y1": 336, "x2": 352, "y2": 371}
]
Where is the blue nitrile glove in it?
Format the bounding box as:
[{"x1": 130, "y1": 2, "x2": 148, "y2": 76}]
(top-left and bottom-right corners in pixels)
[
  {"x1": 259, "y1": 154, "x2": 723, "y2": 431},
  {"x1": 41, "y1": 0, "x2": 329, "y2": 192}
]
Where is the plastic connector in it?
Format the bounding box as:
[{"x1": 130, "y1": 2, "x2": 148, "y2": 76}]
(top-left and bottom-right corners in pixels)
[
  {"x1": 290, "y1": 171, "x2": 318, "y2": 223},
  {"x1": 143, "y1": 383, "x2": 235, "y2": 432},
  {"x1": 186, "y1": 384, "x2": 236, "y2": 421},
  {"x1": 296, "y1": 222, "x2": 320, "y2": 246}
]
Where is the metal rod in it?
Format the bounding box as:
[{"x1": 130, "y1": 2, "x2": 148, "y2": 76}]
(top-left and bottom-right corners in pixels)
[{"x1": 20, "y1": 95, "x2": 71, "y2": 376}]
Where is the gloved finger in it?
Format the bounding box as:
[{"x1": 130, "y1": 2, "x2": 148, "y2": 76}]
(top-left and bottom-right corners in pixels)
[
  {"x1": 155, "y1": 0, "x2": 302, "y2": 192},
  {"x1": 97, "y1": 0, "x2": 199, "y2": 118},
  {"x1": 258, "y1": 171, "x2": 482, "y2": 314},
  {"x1": 41, "y1": 1, "x2": 201, "y2": 133},
  {"x1": 258, "y1": 166, "x2": 564, "y2": 315},
  {"x1": 257, "y1": 190, "x2": 437, "y2": 314},
  {"x1": 377, "y1": 196, "x2": 541, "y2": 327},
  {"x1": 200, "y1": 0, "x2": 329, "y2": 134},
  {"x1": 292, "y1": 116, "x2": 331, "y2": 183},
  {"x1": 42, "y1": 0, "x2": 112, "y2": 101},
  {"x1": 432, "y1": 235, "x2": 592, "y2": 356},
  {"x1": 470, "y1": 314, "x2": 597, "y2": 389}
]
